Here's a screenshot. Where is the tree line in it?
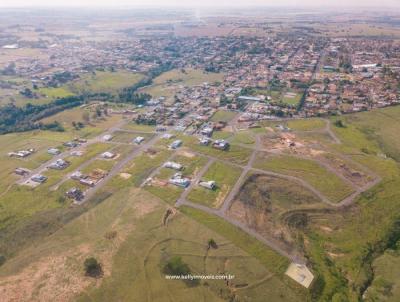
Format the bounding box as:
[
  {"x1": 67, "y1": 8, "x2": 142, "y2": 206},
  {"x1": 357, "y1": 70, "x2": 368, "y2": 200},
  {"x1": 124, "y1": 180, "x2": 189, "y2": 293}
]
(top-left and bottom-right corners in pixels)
[{"x1": 0, "y1": 95, "x2": 85, "y2": 134}]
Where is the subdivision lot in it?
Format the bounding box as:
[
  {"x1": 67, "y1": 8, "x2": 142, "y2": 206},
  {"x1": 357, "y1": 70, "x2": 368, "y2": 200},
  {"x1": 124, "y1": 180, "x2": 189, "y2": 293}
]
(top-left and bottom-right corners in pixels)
[
  {"x1": 145, "y1": 153, "x2": 209, "y2": 205},
  {"x1": 254, "y1": 153, "x2": 355, "y2": 203},
  {"x1": 187, "y1": 161, "x2": 242, "y2": 209},
  {"x1": 210, "y1": 110, "x2": 237, "y2": 123}
]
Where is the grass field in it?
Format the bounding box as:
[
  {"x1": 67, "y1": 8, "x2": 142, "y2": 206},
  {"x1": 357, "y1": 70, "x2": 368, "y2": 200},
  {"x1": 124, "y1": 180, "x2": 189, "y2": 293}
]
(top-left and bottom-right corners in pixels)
[
  {"x1": 71, "y1": 70, "x2": 145, "y2": 94},
  {"x1": 0, "y1": 174, "x2": 305, "y2": 302},
  {"x1": 121, "y1": 122, "x2": 156, "y2": 133},
  {"x1": 180, "y1": 206, "x2": 309, "y2": 301},
  {"x1": 111, "y1": 131, "x2": 154, "y2": 144},
  {"x1": 40, "y1": 106, "x2": 125, "y2": 138},
  {"x1": 287, "y1": 118, "x2": 326, "y2": 131},
  {"x1": 146, "y1": 153, "x2": 209, "y2": 205},
  {"x1": 363, "y1": 249, "x2": 400, "y2": 301},
  {"x1": 230, "y1": 131, "x2": 256, "y2": 145},
  {"x1": 175, "y1": 135, "x2": 252, "y2": 165},
  {"x1": 187, "y1": 161, "x2": 242, "y2": 208},
  {"x1": 211, "y1": 130, "x2": 233, "y2": 140},
  {"x1": 210, "y1": 110, "x2": 237, "y2": 123},
  {"x1": 140, "y1": 68, "x2": 224, "y2": 99},
  {"x1": 254, "y1": 153, "x2": 354, "y2": 203},
  {"x1": 37, "y1": 86, "x2": 75, "y2": 99},
  {"x1": 293, "y1": 106, "x2": 400, "y2": 301}
]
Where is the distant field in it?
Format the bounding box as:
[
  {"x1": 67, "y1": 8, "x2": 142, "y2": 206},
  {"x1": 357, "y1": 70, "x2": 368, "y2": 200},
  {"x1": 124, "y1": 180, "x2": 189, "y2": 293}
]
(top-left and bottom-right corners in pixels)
[
  {"x1": 287, "y1": 118, "x2": 326, "y2": 131},
  {"x1": 71, "y1": 70, "x2": 145, "y2": 94},
  {"x1": 121, "y1": 122, "x2": 156, "y2": 133},
  {"x1": 140, "y1": 68, "x2": 224, "y2": 99},
  {"x1": 281, "y1": 91, "x2": 303, "y2": 106},
  {"x1": 1, "y1": 70, "x2": 144, "y2": 107},
  {"x1": 40, "y1": 106, "x2": 125, "y2": 138},
  {"x1": 254, "y1": 153, "x2": 354, "y2": 203},
  {"x1": 187, "y1": 161, "x2": 242, "y2": 209},
  {"x1": 176, "y1": 135, "x2": 252, "y2": 165},
  {"x1": 37, "y1": 86, "x2": 75, "y2": 99},
  {"x1": 210, "y1": 110, "x2": 237, "y2": 123}
]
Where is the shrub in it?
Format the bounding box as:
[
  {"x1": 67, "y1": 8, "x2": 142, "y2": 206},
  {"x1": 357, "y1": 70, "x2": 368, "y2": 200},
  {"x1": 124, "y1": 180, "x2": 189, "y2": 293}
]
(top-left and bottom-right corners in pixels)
[
  {"x1": 84, "y1": 257, "x2": 102, "y2": 277},
  {"x1": 164, "y1": 256, "x2": 190, "y2": 275}
]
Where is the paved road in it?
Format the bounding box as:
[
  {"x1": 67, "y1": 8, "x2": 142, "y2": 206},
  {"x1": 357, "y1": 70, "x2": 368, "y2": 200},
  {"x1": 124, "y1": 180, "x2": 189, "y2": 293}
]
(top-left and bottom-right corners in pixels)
[
  {"x1": 17, "y1": 119, "x2": 129, "y2": 185},
  {"x1": 50, "y1": 144, "x2": 120, "y2": 191},
  {"x1": 175, "y1": 158, "x2": 215, "y2": 207},
  {"x1": 140, "y1": 152, "x2": 177, "y2": 188},
  {"x1": 77, "y1": 133, "x2": 161, "y2": 204},
  {"x1": 178, "y1": 198, "x2": 305, "y2": 264},
  {"x1": 219, "y1": 135, "x2": 260, "y2": 214}
]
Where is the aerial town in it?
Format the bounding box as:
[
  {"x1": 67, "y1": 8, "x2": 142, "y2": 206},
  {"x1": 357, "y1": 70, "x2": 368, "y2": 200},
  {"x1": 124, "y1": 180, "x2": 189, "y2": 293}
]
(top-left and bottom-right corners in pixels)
[{"x1": 1, "y1": 6, "x2": 400, "y2": 302}]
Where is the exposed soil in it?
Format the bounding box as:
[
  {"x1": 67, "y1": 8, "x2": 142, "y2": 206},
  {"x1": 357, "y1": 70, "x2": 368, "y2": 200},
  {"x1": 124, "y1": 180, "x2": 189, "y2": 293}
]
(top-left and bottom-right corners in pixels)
[{"x1": 228, "y1": 174, "x2": 321, "y2": 252}]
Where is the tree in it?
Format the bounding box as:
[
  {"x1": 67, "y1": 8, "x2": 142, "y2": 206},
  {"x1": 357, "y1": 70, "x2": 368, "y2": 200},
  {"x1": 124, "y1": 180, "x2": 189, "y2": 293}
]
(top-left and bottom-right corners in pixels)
[
  {"x1": 95, "y1": 106, "x2": 102, "y2": 118},
  {"x1": 163, "y1": 256, "x2": 190, "y2": 275},
  {"x1": 84, "y1": 257, "x2": 102, "y2": 277},
  {"x1": 0, "y1": 255, "x2": 5, "y2": 267},
  {"x1": 334, "y1": 120, "x2": 346, "y2": 128},
  {"x1": 207, "y1": 238, "x2": 217, "y2": 249}
]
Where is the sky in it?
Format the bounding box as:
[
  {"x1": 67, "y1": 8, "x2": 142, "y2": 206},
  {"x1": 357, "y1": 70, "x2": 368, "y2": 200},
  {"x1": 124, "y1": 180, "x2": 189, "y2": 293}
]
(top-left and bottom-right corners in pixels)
[{"x1": 0, "y1": 0, "x2": 398, "y2": 7}]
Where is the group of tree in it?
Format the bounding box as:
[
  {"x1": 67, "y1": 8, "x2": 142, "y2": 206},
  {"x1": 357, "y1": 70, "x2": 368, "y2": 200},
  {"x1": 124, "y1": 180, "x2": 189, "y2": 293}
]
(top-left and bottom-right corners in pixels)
[
  {"x1": 119, "y1": 62, "x2": 174, "y2": 103},
  {"x1": 0, "y1": 95, "x2": 84, "y2": 134}
]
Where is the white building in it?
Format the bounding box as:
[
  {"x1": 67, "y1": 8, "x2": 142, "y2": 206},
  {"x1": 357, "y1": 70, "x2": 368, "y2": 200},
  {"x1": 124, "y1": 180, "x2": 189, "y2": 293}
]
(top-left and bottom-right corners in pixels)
[{"x1": 163, "y1": 161, "x2": 183, "y2": 171}]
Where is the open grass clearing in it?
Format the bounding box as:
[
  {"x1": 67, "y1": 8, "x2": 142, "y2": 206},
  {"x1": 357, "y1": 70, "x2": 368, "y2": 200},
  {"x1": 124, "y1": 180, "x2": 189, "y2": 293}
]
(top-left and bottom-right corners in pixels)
[{"x1": 210, "y1": 110, "x2": 237, "y2": 123}]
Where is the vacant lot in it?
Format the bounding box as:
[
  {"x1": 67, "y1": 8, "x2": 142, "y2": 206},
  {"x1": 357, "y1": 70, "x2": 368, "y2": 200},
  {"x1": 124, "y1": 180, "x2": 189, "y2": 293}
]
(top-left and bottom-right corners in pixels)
[
  {"x1": 228, "y1": 173, "x2": 323, "y2": 252},
  {"x1": 71, "y1": 70, "x2": 145, "y2": 94},
  {"x1": 140, "y1": 68, "x2": 224, "y2": 99},
  {"x1": 210, "y1": 110, "x2": 237, "y2": 123},
  {"x1": 254, "y1": 153, "x2": 354, "y2": 203},
  {"x1": 287, "y1": 118, "x2": 326, "y2": 131}
]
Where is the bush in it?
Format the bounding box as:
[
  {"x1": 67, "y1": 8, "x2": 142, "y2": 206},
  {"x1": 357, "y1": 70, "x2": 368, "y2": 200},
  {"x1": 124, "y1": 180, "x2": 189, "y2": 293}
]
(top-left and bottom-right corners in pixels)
[
  {"x1": 164, "y1": 256, "x2": 190, "y2": 276},
  {"x1": 208, "y1": 238, "x2": 218, "y2": 249},
  {"x1": 84, "y1": 257, "x2": 102, "y2": 277},
  {"x1": 334, "y1": 120, "x2": 346, "y2": 128}
]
